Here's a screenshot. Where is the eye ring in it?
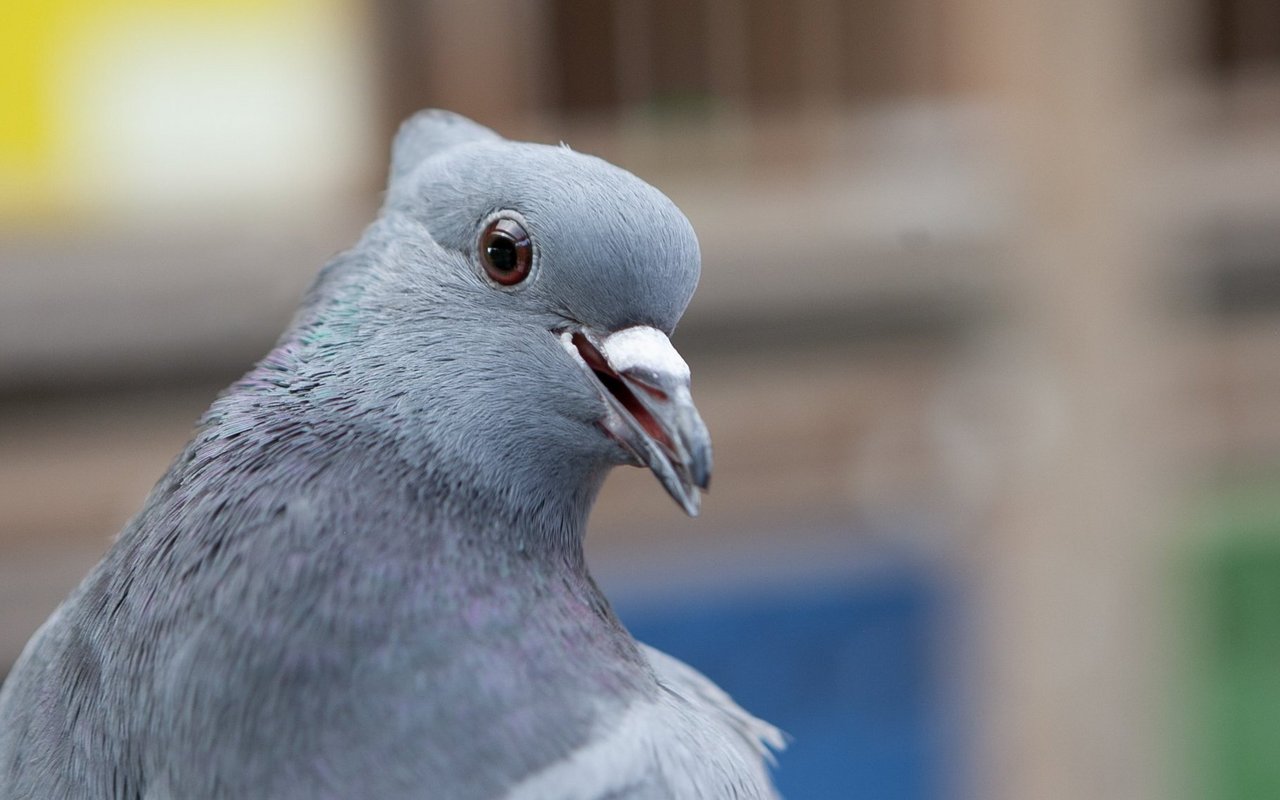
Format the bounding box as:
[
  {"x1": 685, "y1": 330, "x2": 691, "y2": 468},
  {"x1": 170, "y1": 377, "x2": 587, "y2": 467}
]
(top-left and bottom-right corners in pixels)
[{"x1": 479, "y1": 216, "x2": 533, "y2": 286}]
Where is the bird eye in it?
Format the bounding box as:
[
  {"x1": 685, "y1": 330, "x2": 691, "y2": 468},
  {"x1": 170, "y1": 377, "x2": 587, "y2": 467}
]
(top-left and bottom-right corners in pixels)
[{"x1": 479, "y1": 217, "x2": 532, "y2": 286}]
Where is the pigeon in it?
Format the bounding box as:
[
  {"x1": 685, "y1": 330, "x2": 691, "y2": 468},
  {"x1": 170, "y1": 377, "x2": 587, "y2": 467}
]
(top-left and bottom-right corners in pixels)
[{"x1": 0, "y1": 110, "x2": 783, "y2": 799}]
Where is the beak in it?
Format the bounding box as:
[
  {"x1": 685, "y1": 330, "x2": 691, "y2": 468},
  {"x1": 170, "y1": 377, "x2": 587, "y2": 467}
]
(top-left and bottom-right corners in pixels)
[{"x1": 560, "y1": 325, "x2": 712, "y2": 516}]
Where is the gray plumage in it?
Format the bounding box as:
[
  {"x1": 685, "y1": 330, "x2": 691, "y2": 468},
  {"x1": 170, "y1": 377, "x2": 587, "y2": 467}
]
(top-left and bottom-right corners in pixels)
[{"x1": 0, "y1": 111, "x2": 782, "y2": 799}]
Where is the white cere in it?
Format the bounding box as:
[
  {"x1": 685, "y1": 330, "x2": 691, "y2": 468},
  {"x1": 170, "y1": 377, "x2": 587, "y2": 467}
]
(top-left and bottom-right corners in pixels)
[{"x1": 601, "y1": 326, "x2": 690, "y2": 381}]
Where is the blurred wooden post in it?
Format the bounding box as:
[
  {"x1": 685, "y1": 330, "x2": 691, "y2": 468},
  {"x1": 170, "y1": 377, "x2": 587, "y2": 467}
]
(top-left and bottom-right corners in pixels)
[
  {"x1": 418, "y1": 0, "x2": 549, "y2": 133},
  {"x1": 948, "y1": 1, "x2": 1180, "y2": 799}
]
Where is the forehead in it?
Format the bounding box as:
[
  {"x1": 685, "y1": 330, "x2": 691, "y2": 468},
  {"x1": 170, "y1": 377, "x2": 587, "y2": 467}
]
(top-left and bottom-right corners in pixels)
[
  {"x1": 433, "y1": 142, "x2": 703, "y2": 333},
  {"x1": 453, "y1": 142, "x2": 679, "y2": 224}
]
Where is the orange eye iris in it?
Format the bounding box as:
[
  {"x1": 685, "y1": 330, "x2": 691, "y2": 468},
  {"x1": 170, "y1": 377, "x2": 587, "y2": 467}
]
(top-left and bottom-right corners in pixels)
[{"x1": 479, "y1": 217, "x2": 532, "y2": 286}]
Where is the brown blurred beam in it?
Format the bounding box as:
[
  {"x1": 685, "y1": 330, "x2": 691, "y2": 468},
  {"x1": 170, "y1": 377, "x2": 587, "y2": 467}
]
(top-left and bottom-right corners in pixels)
[
  {"x1": 369, "y1": 0, "x2": 435, "y2": 153},
  {"x1": 949, "y1": 1, "x2": 1186, "y2": 799},
  {"x1": 373, "y1": 0, "x2": 549, "y2": 137}
]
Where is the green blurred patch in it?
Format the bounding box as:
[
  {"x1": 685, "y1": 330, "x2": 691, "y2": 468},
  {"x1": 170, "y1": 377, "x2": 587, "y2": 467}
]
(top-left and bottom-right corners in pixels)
[{"x1": 1184, "y1": 479, "x2": 1280, "y2": 800}]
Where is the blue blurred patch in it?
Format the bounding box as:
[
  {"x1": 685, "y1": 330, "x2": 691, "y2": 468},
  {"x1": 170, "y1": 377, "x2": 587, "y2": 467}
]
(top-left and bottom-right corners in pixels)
[{"x1": 616, "y1": 569, "x2": 948, "y2": 800}]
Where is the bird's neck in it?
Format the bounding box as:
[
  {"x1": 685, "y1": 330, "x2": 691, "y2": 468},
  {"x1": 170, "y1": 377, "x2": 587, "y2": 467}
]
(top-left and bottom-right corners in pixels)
[{"x1": 195, "y1": 363, "x2": 609, "y2": 561}]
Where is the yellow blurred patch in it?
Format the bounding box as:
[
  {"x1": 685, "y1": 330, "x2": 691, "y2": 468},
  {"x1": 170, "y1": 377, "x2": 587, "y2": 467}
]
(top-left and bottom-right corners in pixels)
[{"x1": 0, "y1": 0, "x2": 355, "y2": 220}]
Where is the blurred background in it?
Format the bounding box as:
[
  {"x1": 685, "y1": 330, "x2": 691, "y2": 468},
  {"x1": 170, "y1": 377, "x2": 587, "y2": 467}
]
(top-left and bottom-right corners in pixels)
[{"x1": 3, "y1": 0, "x2": 1280, "y2": 797}]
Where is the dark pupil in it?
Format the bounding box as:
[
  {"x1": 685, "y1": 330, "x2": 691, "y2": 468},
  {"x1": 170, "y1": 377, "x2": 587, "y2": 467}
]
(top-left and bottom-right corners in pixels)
[{"x1": 486, "y1": 235, "x2": 518, "y2": 272}]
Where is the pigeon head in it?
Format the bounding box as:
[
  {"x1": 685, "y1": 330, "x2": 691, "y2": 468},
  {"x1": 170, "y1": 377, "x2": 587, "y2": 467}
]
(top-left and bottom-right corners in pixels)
[{"x1": 286, "y1": 111, "x2": 711, "y2": 519}]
